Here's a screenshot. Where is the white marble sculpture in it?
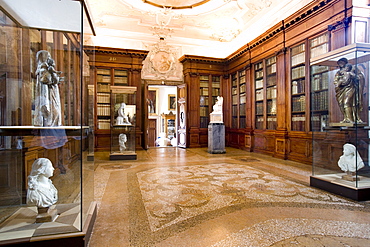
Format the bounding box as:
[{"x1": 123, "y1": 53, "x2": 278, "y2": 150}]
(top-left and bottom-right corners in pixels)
[
  {"x1": 338, "y1": 143, "x2": 365, "y2": 174},
  {"x1": 27, "y1": 158, "x2": 58, "y2": 208},
  {"x1": 210, "y1": 96, "x2": 224, "y2": 123},
  {"x1": 116, "y1": 103, "x2": 131, "y2": 125},
  {"x1": 34, "y1": 50, "x2": 63, "y2": 127},
  {"x1": 119, "y1": 133, "x2": 127, "y2": 152}
]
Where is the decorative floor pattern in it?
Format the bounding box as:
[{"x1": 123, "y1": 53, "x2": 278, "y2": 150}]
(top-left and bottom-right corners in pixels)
[
  {"x1": 137, "y1": 163, "x2": 360, "y2": 232},
  {"x1": 212, "y1": 218, "x2": 370, "y2": 247},
  {"x1": 89, "y1": 148, "x2": 370, "y2": 247}
]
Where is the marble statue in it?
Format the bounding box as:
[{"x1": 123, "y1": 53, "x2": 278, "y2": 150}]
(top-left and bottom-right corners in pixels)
[
  {"x1": 333, "y1": 58, "x2": 365, "y2": 124},
  {"x1": 210, "y1": 96, "x2": 223, "y2": 123},
  {"x1": 34, "y1": 50, "x2": 63, "y2": 127},
  {"x1": 119, "y1": 133, "x2": 127, "y2": 152},
  {"x1": 338, "y1": 143, "x2": 364, "y2": 180},
  {"x1": 116, "y1": 103, "x2": 131, "y2": 125},
  {"x1": 212, "y1": 96, "x2": 223, "y2": 113},
  {"x1": 27, "y1": 158, "x2": 58, "y2": 208}
]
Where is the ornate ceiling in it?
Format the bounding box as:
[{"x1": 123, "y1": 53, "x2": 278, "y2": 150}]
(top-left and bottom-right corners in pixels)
[{"x1": 85, "y1": 0, "x2": 313, "y2": 58}]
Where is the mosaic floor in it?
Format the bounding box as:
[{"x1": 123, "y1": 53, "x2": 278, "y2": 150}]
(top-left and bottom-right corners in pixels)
[{"x1": 89, "y1": 148, "x2": 370, "y2": 247}]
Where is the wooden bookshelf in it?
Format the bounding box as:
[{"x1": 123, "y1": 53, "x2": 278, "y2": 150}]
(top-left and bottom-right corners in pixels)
[
  {"x1": 254, "y1": 62, "x2": 264, "y2": 129},
  {"x1": 231, "y1": 73, "x2": 238, "y2": 128},
  {"x1": 266, "y1": 56, "x2": 277, "y2": 130},
  {"x1": 200, "y1": 75, "x2": 210, "y2": 128}
]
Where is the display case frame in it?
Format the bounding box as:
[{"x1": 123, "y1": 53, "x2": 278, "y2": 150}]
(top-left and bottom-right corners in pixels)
[
  {"x1": 310, "y1": 43, "x2": 370, "y2": 201},
  {"x1": 0, "y1": 0, "x2": 96, "y2": 245},
  {"x1": 109, "y1": 86, "x2": 137, "y2": 160}
]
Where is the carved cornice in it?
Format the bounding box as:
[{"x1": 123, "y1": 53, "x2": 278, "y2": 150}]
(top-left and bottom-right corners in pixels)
[
  {"x1": 179, "y1": 55, "x2": 227, "y2": 65},
  {"x1": 84, "y1": 46, "x2": 148, "y2": 58}
]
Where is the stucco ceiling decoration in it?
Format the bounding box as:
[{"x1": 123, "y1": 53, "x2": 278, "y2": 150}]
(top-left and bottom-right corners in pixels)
[
  {"x1": 86, "y1": 0, "x2": 314, "y2": 58},
  {"x1": 143, "y1": 0, "x2": 211, "y2": 9}
]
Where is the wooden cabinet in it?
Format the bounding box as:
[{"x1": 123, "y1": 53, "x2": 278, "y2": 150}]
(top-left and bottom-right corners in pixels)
[{"x1": 254, "y1": 62, "x2": 264, "y2": 129}]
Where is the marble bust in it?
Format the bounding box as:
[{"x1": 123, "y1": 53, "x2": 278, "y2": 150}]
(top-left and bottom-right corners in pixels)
[
  {"x1": 116, "y1": 103, "x2": 131, "y2": 125},
  {"x1": 27, "y1": 158, "x2": 58, "y2": 208},
  {"x1": 338, "y1": 143, "x2": 364, "y2": 178},
  {"x1": 119, "y1": 133, "x2": 127, "y2": 152}
]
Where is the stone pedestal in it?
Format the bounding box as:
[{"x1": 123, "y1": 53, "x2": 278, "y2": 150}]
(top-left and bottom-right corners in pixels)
[{"x1": 208, "y1": 123, "x2": 225, "y2": 154}]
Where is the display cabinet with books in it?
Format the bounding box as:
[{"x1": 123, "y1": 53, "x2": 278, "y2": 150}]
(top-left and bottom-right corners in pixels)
[
  {"x1": 310, "y1": 43, "x2": 370, "y2": 201},
  {"x1": 0, "y1": 0, "x2": 96, "y2": 246},
  {"x1": 291, "y1": 43, "x2": 306, "y2": 131},
  {"x1": 255, "y1": 62, "x2": 264, "y2": 129},
  {"x1": 266, "y1": 56, "x2": 277, "y2": 129},
  {"x1": 310, "y1": 33, "x2": 329, "y2": 131},
  {"x1": 200, "y1": 75, "x2": 210, "y2": 128},
  {"x1": 231, "y1": 73, "x2": 238, "y2": 128},
  {"x1": 110, "y1": 86, "x2": 137, "y2": 160},
  {"x1": 239, "y1": 70, "x2": 246, "y2": 129}
]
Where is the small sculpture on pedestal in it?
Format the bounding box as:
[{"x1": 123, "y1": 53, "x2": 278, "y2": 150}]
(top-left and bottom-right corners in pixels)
[
  {"x1": 333, "y1": 57, "x2": 365, "y2": 125},
  {"x1": 338, "y1": 143, "x2": 365, "y2": 181},
  {"x1": 27, "y1": 158, "x2": 58, "y2": 223},
  {"x1": 116, "y1": 103, "x2": 131, "y2": 125},
  {"x1": 210, "y1": 96, "x2": 223, "y2": 123},
  {"x1": 119, "y1": 133, "x2": 127, "y2": 152}
]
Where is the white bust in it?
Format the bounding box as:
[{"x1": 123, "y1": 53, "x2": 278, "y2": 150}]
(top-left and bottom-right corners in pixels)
[
  {"x1": 119, "y1": 133, "x2": 127, "y2": 152},
  {"x1": 27, "y1": 158, "x2": 58, "y2": 208},
  {"x1": 338, "y1": 143, "x2": 365, "y2": 173}
]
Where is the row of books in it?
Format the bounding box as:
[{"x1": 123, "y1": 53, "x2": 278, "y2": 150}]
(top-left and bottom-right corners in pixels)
[
  {"x1": 255, "y1": 62, "x2": 263, "y2": 70},
  {"x1": 98, "y1": 119, "x2": 110, "y2": 130},
  {"x1": 292, "y1": 65, "x2": 305, "y2": 80},
  {"x1": 310, "y1": 34, "x2": 328, "y2": 48},
  {"x1": 97, "y1": 93, "x2": 110, "y2": 103},
  {"x1": 239, "y1": 103, "x2": 246, "y2": 115},
  {"x1": 232, "y1": 94, "x2": 238, "y2": 104},
  {"x1": 239, "y1": 84, "x2": 246, "y2": 94},
  {"x1": 266, "y1": 76, "x2": 277, "y2": 87},
  {"x1": 97, "y1": 75, "x2": 111, "y2": 83},
  {"x1": 240, "y1": 94, "x2": 246, "y2": 104},
  {"x1": 232, "y1": 118, "x2": 238, "y2": 129},
  {"x1": 310, "y1": 43, "x2": 328, "y2": 58},
  {"x1": 200, "y1": 88, "x2": 220, "y2": 96},
  {"x1": 239, "y1": 117, "x2": 246, "y2": 129},
  {"x1": 200, "y1": 117, "x2": 209, "y2": 128},
  {"x1": 239, "y1": 76, "x2": 246, "y2": 84},
  {"x1": 255, "y1": 79, "x2": 264, "y2": 89},
  {"x1": 312, "y1": 72, "x2": 329, "y2": 91},
  {"x1": 292, "y1": 95, "x2": 306, "y2": 112},
  {"x1": 97, "y1": 105, "x2": 110, "y2": 116},
  {"x1": 97, "y1": 83, "x2": 110, "y2": 93},
  {"x1": 200, "y1": 106, "x2": 209, "y2": 116},
  {"x1": 97, "y1": 69, "x2": 110, "y2": 75},
  {"x1": 200, "y1": 82, "x2": 209, "y2": 87},
  {"x1": 114, "y1": 76, "x2": 128, "y2": 84},
  {"x1": 266, "y1": 63, "x2": 276, "y2": 74},
  {"x1": 291, "y1": 52, "x2": 305, "y2": 67},
  {"x1": 200, "y1": 96, "x2": 209, "y2": 105},
  {"x1": 266, "y1": 56, "x2": 277, "y2": 65},
  {"x1": 292, "y1": 79, "x2": 305, "y2": 94},
  {"x1": 267, "y1": 119, "x2": 277, "y2": 130},
  {"x1": 266, "y1": 86, "x2": 277, "y2": 99},
  {"x1": 312, "y1": 91, "x2": 328, "y2": 111},
  {"x1": 291, "y1": 43, "x2": 305, "y2": 56},
  {"x1": 114, "y1": 70, "x2": 128, "y2": 76},
  {"x1": 232, "y1": 105, "x2": 238, "y2": 116},
  {"x1": 255, "y1": 70, "x2": 264, "y2": 79},
  {"x1": 256, "y1": 89, "x2": 264, "y2": 101},
  {"x1": 256, "y1": 102, "x2": 264, "y2": 115},
  {"x1": 291, "y1": 114, "x2": 306, "y2": 131},
  {"x1": 200, "y1": 75, "x2": 209, "y2": 81},
  {"x1": 311, "y1": 65, "x2": 329, "y2": 75},
  {"x1": 255, "y1": 116, "x2": 264, "y2": 129},
  {"x1": 267, "y1": 99, "x2": 277, "y2": 114}
]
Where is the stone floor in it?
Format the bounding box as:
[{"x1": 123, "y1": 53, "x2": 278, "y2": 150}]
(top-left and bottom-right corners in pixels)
[{"x1": 88, "y1": 147, "x2": 370, "y2": 247}]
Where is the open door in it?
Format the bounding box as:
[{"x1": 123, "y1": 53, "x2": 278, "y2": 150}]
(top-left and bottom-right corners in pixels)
[
  {"x1": 143, "y1": 81, "x2": 149, "y2": 149},
  {"x1": 177, "y1": 83, "x2": 187, "y2": 148}
]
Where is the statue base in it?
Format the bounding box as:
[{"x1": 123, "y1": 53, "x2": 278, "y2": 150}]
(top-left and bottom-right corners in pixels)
[
  {"x1": 330, "y1": 122, "x2": 367, "y2": 127},
  {"x1": 208, "y1": 123, "x2": 225, "y2": 154},
  {"x1": 36, "y1": 206, "x2": 58, "y2": 223},
  {"x1": 210, "y1": 113, "x2": 223, "y2": 124},
  {"x1": 342, "y1": 172, "x2": 359, "y2": 182}
]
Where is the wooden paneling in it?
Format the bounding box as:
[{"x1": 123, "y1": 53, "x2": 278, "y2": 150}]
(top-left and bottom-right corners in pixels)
[{"x1": 148, "y1": 119, "x2": 157, "y2": 147}]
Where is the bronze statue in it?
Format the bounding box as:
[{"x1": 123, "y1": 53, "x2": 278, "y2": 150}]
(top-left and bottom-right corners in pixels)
[{"x1": 333, "y1": 58, "x2": 364, "y2": 124}]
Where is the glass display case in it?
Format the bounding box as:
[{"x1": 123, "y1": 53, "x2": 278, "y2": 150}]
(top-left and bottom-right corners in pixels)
[
  {"x1": 310, "y1": 43, "x2": 370, "y2": 201},
  {"x1": 0, "y1": 0, "x2": 96, "y2": 245},
  {"x1": 110, "y1": 86, "x2": 137, "y2": 160}
]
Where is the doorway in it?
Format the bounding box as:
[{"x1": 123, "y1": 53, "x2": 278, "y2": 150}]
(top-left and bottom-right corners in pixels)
[{"x1": 147, "y1": 85, "x2": 177, "y2": 148}]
